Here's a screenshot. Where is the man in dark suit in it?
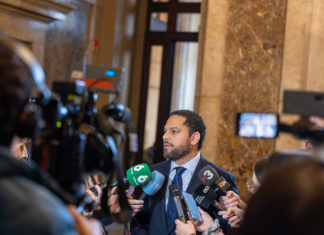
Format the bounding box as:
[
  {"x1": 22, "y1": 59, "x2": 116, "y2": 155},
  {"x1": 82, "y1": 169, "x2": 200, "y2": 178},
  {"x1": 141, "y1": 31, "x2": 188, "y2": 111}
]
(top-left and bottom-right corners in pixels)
[{"x1": 131, "y1": 110, "x2": 238, "y2": 234}]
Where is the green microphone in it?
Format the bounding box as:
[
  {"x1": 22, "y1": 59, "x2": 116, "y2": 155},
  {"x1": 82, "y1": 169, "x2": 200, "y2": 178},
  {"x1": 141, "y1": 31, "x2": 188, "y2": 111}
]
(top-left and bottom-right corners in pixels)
[
  {"x1": 108, "y1": 163, "x2": 152, "y2": 188},
  {"x1": 126, "y1": 163, "x2": 152, "y2": 186}
]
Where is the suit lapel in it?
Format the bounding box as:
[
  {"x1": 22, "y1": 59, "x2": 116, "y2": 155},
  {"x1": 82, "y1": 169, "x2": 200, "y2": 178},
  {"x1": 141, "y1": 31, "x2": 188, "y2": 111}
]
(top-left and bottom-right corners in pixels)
[
  {"x1": 161, "y1": 160, "x2": 171, "y2": 232},
  {"x1": 186, "y1": 155, "x2": 207, "y2": 194}
]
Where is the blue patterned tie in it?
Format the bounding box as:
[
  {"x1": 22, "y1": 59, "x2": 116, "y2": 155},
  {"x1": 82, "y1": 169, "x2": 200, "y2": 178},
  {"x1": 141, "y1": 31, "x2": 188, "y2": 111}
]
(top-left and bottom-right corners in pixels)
[{"x1": 166, "y1": 167, "x2": 186, "y2": 230}]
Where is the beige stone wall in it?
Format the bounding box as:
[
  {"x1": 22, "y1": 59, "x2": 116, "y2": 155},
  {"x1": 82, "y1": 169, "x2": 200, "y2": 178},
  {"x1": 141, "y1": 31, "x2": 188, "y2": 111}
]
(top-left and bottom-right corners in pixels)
[
  {"x1": 277, "y1": 0, "x2": 324, "y2": 150},
  {"x1": 0, "y1": 0, "x2": 92, "y2": 87},
  {"x1": 0, "y1": 0, "x2": 139, "y2": 109},
  {"x1": 196, "y1": 0, "x2": 287, "y2": 200},
  {"x1": 197, "y1": 0, "x2": 324, "y2": 199}
]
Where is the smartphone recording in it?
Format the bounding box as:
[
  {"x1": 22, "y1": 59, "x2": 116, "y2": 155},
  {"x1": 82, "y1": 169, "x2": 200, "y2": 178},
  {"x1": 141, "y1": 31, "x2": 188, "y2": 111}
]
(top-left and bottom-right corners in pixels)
[{"x1": 237, "y1": 112, "x2": 278, "y2": 138}]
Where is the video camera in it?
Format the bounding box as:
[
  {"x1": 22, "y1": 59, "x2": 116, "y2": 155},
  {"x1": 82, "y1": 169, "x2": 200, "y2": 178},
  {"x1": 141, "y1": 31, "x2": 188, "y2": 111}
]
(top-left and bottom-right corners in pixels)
[
  {"x1": 30, "y1": 76, "x2": 132, "y2": 222},
  {"x1": 236, "y1": 90, "x2": 324, "y2": 144}
]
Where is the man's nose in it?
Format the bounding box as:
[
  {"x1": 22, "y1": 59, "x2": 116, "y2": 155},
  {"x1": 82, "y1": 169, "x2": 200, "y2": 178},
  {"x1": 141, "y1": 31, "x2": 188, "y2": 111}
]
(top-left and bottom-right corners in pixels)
[{"x1": 163, "y1": 131, "x2": 168, "y2": 140}]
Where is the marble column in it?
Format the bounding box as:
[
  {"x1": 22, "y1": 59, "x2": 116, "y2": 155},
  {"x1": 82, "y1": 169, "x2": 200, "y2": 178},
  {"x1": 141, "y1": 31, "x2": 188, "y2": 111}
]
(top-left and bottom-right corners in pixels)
[{"x1": 196, "y1": 0, "x2": 287, "y2": 199}]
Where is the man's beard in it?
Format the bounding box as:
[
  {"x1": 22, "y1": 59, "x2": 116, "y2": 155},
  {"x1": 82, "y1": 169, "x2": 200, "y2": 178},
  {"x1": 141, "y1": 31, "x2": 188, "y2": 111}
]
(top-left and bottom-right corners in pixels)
[{"x1": 163, "y1": 140, "x2": 191, "y2": 161}]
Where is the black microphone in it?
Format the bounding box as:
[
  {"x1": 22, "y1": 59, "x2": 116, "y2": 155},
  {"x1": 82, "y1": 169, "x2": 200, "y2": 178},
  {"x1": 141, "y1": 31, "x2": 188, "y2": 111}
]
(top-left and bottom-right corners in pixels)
[
  {"x1": 198, "y1": 165, "x2": 231, "y2": 196},
  {"x1": 194, "y1": 166, "x2": 229, "y2": 211},
  {"x1": 198, "y1": 165, "x2": 219, "y2": 185},
  {"x1": 89, "y1": 183, "x2": 106, "y2": 196},
  {"x1": 108, "y1": 177, "x2": 128, "y2": 188},
  {"x1": 193, "y1": 184, "x2": 226, "y2": 211},
  {"x1": 169, "y1": 184, "x2": 186, "y2": 223}
]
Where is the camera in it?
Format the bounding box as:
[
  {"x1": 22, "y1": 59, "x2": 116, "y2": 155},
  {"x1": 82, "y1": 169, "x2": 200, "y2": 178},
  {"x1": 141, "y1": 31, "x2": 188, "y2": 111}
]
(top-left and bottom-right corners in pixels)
[{"x1": 30, "y1": 79, "x2": 132, "y2": 221}]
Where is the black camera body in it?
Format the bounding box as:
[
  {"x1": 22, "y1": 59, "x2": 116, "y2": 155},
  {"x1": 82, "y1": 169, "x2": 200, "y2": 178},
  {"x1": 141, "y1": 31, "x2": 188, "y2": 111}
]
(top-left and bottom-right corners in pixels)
[{"x1": 32, "y1": 80, "x2": 129, "y2": 199}]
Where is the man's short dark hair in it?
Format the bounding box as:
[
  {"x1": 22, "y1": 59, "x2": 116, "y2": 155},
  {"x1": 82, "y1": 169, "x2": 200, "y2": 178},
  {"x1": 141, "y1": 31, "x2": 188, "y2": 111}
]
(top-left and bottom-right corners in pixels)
[
  {"x1": 0, "y1": 43, "x2": 34, "y2": 146},
  {"x1": 170, "y1": 110, "x2": 206, "y2": 150}
]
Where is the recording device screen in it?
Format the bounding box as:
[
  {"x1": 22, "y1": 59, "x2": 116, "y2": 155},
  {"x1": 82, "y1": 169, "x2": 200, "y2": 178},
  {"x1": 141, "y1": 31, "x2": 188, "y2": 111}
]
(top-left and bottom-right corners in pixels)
[{"x1": 237, "y1": 112, "x2": 278, "y2": 138}]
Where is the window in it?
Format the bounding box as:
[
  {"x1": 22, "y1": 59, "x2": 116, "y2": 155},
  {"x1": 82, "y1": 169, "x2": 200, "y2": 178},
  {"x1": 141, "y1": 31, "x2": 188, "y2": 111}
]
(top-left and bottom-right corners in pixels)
[{"x1": 136, "y1": 0, "x2": 201, "y2": 163}]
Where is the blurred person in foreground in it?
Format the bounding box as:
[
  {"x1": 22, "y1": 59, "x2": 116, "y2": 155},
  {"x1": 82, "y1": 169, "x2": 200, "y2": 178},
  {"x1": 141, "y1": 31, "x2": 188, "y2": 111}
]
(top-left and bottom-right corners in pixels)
[
  {"x1": 218, "y1": 150, "x2": 311, "y2": 230},
  {"x1": 235, "y1": 158, "x2": 324, "y2": 235},
  {"x1": 0, "y1": 36, "x2": 101, "y2": 235}
]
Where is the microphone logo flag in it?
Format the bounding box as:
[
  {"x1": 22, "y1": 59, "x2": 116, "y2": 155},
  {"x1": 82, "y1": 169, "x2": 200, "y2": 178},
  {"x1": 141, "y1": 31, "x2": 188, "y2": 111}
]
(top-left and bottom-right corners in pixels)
[{"x1": 127, "y1": 163, "x2": 152, "y2": 186}]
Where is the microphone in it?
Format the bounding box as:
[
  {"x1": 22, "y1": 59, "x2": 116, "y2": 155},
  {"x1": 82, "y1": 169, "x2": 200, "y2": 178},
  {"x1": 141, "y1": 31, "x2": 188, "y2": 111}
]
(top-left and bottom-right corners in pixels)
[
  {"x1": 194, "y1": 166, "x2": 229, "y2": 211},
  {"x1": 102, "y1": 103, "x2": 131, "y2": 123},
  {"x1": 198, "y1": 165, "x2": 219, "y2": 185},
  {"x1": 193, "y1": 184, "x2": 226, "y2": 211},
  {"x1": 215, "y1": 176, "x2": 231, "y2": 193},
  {"x1": 169, "y1": 184, "x2": 186, "y2": 223},
  {"x1": 138, "y1": 170, "x2": 165, "y2": 200},
  {"x1": 198, "y1": 165, "x2": 231, "y2": 196},
  {"x1": 89, "y1": 183, "x2": 106, "y2": 196},
  {"x1": 108, "y1": 163, "x2": 152, "y2": 188}
]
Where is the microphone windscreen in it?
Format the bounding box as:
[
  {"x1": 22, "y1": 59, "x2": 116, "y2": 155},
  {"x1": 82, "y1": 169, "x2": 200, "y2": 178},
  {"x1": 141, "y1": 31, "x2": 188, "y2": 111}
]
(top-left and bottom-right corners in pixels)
[
  {"x1": 126, "y1": 163, "x2": 152, "y2": 186},
  {"x1": 193, "y1": 184, "x2": 225, "y2": 211},
  {"x1": 120, "y1": 106, "x2": 131, "y2": 123},
  {"x1": 142, "y1": 170, "x2": 165, "y2": 196},
  {"x1": 169, "y1": 184, "x2": 181, "y2": 197},
  {"x1": 193, "y1": 184, "x2": 214, "y2": 210},
  {"x1": 215, "y1": 176, "x2": 231, "y2": 192},
  {"x1": 198, "y1": 165, "x2": 219, "y2": 185},
  {"x1": 169, "y1": 184, "x2": 186, "y2": 223}
]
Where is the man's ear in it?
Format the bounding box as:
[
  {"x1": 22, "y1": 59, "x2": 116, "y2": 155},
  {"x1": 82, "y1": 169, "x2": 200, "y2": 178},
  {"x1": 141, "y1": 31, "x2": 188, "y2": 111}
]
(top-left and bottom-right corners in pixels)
[{"x1": 190, "y1": 132, "x2": 200, "y2": 146}]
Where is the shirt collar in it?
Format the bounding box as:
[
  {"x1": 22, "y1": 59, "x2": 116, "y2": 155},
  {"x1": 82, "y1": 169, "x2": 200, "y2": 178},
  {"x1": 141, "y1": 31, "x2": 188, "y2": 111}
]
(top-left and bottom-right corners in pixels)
[{"x1": 170, "y1": 152, "x2": 201, "y2": 174}]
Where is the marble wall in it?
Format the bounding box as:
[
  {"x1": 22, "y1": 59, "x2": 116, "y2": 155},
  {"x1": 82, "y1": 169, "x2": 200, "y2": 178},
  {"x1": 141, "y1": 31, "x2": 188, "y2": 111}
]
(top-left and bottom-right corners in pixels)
[
  {"x1": 44, "y1": 0, "x2": 90, "y2": 85},
  {"x1": 0, "y1": 0, "x2": 90, "y2": 86},
  {"x1": 277, "y1": 0, "x2": 324, "y2": 150},
  {"x1": 197, "y1": 0, "x2": 287, "y2": 200}
]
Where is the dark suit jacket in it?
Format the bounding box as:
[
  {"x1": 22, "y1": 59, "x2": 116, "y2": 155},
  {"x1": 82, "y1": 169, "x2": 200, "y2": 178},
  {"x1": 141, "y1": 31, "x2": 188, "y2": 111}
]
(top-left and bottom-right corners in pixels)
[{"x1": 130, "y1": 155, "x2": 238, "y2": 235}]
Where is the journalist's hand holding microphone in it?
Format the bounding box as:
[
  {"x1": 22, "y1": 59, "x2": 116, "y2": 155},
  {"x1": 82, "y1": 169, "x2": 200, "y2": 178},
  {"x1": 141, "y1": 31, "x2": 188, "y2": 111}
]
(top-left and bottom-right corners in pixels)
[
  {"x1": 218, "y1": 191, "x2": 245, "y2": 228},
  {"x1": 108, "y1": 187, "x2": 144, "y2": 215},
  {"x1": 86, "y1": 163, "x2": 153, "y2": 217},
  {"x1": 86, "y1": 185, "x2": 103, "y2": 211},
  {"x1": 175, "y1": 207, "x2": 220, "y2": 235},
  {"x1": 85, "y1": 184, "x2": 144, "y2": 217},
  {"x1": 219, "y1": 191, "x2": 246, "y2": 209}
]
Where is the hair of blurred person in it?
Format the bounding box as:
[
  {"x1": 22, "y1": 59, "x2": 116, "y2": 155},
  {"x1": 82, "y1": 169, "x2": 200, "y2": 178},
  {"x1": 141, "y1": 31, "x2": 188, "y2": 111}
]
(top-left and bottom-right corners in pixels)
[
  {"x1": 236, "y1": 158, "x2": 324, "y2": 235},
  {"x1": 0, "y1": 42, "x2": 34, "y2": 146},
  {"x1": 247, "y1": 150, "x2": 312, "y2": 194}
]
